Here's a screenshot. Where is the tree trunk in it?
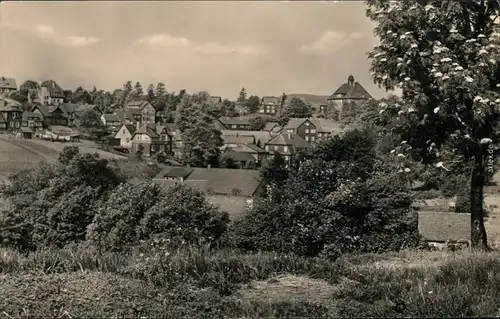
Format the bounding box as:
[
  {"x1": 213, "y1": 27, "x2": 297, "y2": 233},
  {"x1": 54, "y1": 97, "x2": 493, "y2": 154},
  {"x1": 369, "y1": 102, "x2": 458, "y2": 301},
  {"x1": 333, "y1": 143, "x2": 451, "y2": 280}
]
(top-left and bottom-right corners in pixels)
[{"x1": 470, "y1": 151, "x2": 488, "y2": 250}]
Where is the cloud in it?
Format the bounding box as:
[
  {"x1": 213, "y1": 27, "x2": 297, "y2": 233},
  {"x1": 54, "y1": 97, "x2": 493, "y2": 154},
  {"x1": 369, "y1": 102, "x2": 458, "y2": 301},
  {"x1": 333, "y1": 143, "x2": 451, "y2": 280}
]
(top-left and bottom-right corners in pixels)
[
  {"x1": 300, "y1": 30, "x2": 364, "y2": 55},
  {"x1": 134, "y1": 33, "x2": 267, "y2": 56},
  {"x1": 4, "y1": 23, "x2": 100, "y2": 48}
]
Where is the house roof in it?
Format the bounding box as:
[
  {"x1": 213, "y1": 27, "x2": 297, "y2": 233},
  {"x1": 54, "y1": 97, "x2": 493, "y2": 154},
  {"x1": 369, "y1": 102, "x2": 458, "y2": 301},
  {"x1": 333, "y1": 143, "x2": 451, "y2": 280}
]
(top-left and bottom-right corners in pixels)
[
  {"x1": 418, "y1": 211, "x2": 471, "y2": 242},
  {"x1": 0, "y1": 113, "x2": 6, "y2": 123},
  {"x1": 155, "y1": 166, "x2": 194, "y2": 179},
  {"x1": 59, "y1": 103, "x2": 79, "y2": 114},
  {"x1": 327, "y1": 75, "x2": 372, "y2": 100},
  {"x1": 225, "y1": 150, "x2": 256, "y2": 162},
  {"x1": 41, "y1": 80, "x2": 65, "y2": 98},
  {"x1": 0, "y1": 98, "x2": 21, "y2": 112},
  {"x1": 123, "y1": 124, "x2": 137, "y2": 135},
  {"x1": 0, "y1": 77, "x2": 17, "y2": 90},
  {"x1": 19, "y1": 127, "x2": 33, "y2": 133},
  {"x1": 310, "y1": 119, "x2": 343, "y2": 134},
  {"x1": 103, "y1": 113, "x2": 121, "y2": 122},
  {"x1": 125, "y1": 100, "x2": 154, "y2": 110},
  {"x1": 222, "y1": 134, "x2": 255, "y2": 145},
  {"x1": 220, "y1": 130, "x2": 272, "y2": 145},
  {"x1": 266, "y1": 132, "x2": 310, "y2": 150},
  {"x1": 263, "y1": 122, "x2": 278, "y2": 131},
  {"x1": 243, "y1": 143, "x2": 268, "y2": 153},
  {"x1": 154, "y1": 166, "x2": 262, "y2": 197},
  {"x1": 283, "y1": 118, "x2": 313, "y2": 130},
  {"x1": 22, "y1": 111, "x2": 43, "y2": 121},
  {"x1": 133, "y1": 123, "x2": 159, "y2": 138},
  {"x1": 219, "y1": 117, "x2": 252, "y2": 126},
  {"x1": 261, "y1": 96, "x2": 282, "y2": 105},
  {"x1": 32, "y1": 105, "x2": 50, "y2": 117}
]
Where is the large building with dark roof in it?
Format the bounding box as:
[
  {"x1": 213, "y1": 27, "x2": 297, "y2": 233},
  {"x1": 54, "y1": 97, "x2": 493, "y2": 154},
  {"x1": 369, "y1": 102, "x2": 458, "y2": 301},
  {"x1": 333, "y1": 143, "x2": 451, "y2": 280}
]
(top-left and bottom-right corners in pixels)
[{"x1": 325, "y1": 75, "x2": 373, "y2": 118}]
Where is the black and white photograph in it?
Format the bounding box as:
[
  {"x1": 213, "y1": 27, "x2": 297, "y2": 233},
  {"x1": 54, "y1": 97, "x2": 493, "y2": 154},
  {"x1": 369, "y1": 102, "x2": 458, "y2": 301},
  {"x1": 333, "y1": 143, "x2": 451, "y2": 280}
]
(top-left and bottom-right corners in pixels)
[{"x1": 0, "y1": 0, "x2": 500, "y2": 317}]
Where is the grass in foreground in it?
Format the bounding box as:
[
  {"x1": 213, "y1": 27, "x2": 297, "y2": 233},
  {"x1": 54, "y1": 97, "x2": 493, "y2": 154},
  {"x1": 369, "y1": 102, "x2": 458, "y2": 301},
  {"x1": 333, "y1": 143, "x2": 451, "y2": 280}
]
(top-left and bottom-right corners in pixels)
[{"x1": 1, "y1": 245, "x2": 500, "y2": 318}]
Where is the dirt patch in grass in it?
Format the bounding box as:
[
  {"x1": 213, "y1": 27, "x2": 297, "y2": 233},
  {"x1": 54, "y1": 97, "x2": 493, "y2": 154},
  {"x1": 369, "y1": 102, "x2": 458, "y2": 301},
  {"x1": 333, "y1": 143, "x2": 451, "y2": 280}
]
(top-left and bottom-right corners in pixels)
[{"x1": 240, "y1": 274, "x2": 337, "y2": 303}]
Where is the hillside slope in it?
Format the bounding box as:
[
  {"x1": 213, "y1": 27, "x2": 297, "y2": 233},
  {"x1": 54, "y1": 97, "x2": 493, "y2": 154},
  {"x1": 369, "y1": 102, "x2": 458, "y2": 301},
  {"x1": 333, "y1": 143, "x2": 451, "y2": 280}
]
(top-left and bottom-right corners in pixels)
[{"x1": 0, "y1": 135, "x2": 126, "y2": 182}]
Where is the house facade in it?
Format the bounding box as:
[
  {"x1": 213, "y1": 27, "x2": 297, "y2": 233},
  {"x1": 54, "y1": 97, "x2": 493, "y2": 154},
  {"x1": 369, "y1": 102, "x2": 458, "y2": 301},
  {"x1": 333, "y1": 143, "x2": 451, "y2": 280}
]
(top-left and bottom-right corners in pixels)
[
  {"x1": 28, "y1": 80, "x2": 65, "y2": 106},
  {"x1": 225, "y1": 143, "x2": 268, "y2": 165},
  {"x1": 0, "y1": 77, "x2": 17, "y2": 95},
  {"x1": 259, "y1": 96, "x2": 283, "y2": 115},
  {"x1": 101, "y1": 113, "x2": 122, "y2": 132},
  {"x1": 31, "y1": 105, "x2": 69, "y2": 127},
  {"x1": 130, "y1": 123, "x2": 172, "y2": 157},
  {"x1": 282, "y1": 118, "x2": 317, "y2": 143},
  {"x1": 114, "y1": 123, "x2": 137, "y2": 149},
  {"x1": 123, "y1": 101, "x2": 156, "y2": 125},
  {"x1": 22, "y1": 111, "x2": 44, "y2": 131},
  {"x1": 218, "y1": 117, "x2": 252, "y2": 130},
  {"x1": 326, "y1": 75, "x2": 372, "y2": 119},
  {"x1": 0, "y1": 98, "x2": 22, "y2": 131},
  {"x1": 265, "y1": 132, "x2": 310, "y2": 167}
]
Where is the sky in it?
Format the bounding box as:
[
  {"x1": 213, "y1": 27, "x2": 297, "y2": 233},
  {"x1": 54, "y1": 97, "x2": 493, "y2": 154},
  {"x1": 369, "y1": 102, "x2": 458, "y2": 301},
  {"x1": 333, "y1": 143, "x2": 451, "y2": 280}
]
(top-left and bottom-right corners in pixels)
[{"x1": 0, "y1": 1, "x2": 388, "y2": 100}]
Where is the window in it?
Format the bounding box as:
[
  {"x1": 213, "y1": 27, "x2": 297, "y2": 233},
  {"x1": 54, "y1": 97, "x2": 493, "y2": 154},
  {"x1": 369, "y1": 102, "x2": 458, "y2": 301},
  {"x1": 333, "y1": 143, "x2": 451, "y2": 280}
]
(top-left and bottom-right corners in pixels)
[
  {"x1": 311, "y1": 129, "x2": 316, "y2": 133},
  {"x1": 305, "y1": 122, "x2": 309, "y2": 126},
  {"x1": 123, "y1": 129, "x2": 126, "y2": 134},
  {"x1": 265, "y1": 145, "x2": 269, "y2": 151},
  {"x1": 305, "y1": 136, "x2": 309, "y2": 141},
  {"x1": 15, "y1": 122, "x2": 20, "y2": 128},
  {"x1": 260, "y1": 109, "x2": 265, "y2": 113},
  {"x1": 287, "y1": 129, "x2": 293, "y2": 133},
  {"x1": 305, "y1": 129, "x2": 309, "y2": 133},
  {"x1": 318, "y1": 132, "x2": 322, "y2": 137},
  {"x1": 126, "y1": 138, "x2": 130, "y2": 143},
  {"x1": 232, "y1": 125, "x2": 237, "y2": 128},
  {"x1": 284, "y1": 146, "x2": 288, "y2": 153},
  {"x1": 311, "y1": 136, "x2": 315, "y2": 142},
  {"x1": 274, "y1": 145, "x2": 278, "y2": 151}
]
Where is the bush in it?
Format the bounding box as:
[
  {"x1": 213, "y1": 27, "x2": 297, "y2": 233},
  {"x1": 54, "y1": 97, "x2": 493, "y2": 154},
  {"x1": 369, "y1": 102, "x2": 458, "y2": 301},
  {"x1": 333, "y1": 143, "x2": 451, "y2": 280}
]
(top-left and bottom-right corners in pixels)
[
  {"x1": 138, "y1": 184, "x2": 229, "y2": 246},
  {"x1": 86, "y1": 182, "x2": 162, "y2": 252}
]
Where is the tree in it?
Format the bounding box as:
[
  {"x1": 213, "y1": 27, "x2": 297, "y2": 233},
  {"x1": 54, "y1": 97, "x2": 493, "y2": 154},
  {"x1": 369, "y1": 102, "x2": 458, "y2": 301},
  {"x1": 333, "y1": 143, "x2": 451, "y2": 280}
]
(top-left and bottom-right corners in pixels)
[
  {"x1": 260, "y1": 152, "x2": 289, "y2": 190},
  {"x1": 245, "y1": 95, "x2": 260, "y2": 114},
  {"x1": 130, "y1": 81, "x2": 144, "y2": 101},
  {"x1": 221, "y1": 99, "x2": 237, "y2": 117},
  {"x1": 70, "y1": 86, "x2": 93, "y2": 104},
  {"x1": 281, "y1": 97, "x2": 312, "y2": 119},
  {"x1": 135, "y1": 144, "x2": 144, "y2": 161},
  {"x1": 249, "y1": 116, "x2": 266, "y2": 131},
  {"x1": 80, "y1": 109, "x2": 103, "y2": 129},
  {"x1": 146, "y1": 84, "x2": 156, "y2": 102},
  {"x1": 236, "y1": 87, "x2": 247, "y2": 107},
  {"x1": 122, "y1": 81, "x2": 133, "y2": 106},
  {"x1": 366, "y1": 0, "x2": 500, "y2": 249}
]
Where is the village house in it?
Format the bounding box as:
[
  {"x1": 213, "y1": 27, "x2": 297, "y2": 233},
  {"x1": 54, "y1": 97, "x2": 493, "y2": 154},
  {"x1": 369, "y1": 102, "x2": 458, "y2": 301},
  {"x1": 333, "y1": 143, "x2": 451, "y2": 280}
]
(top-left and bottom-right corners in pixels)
[
  {"x1": 0, "y1": 98, "x2": 22, "y2": 132},
  {"x1": 153, "y1": 166, "x2": 265, "y2": 216},
  {"x1": 101, "y1": 113, "x2": 122, "y2": 132},
  {"x1": 224, "y1": 143, "x2": 269, "y2": 166},
  {"x1": 311, "y1": 118, "x2": 344, "y2": 141},
  {"x1": 281, "y1": 118, "x2": 318, "y2": 143},
  {"x1": 164, "y1": 123, "x2": 184, "y2": 158},
  {"x1": 28, "y1": 80, "x2": 65, "y2": 106},
  {"x1": 221, "y1": 134, "x2": 255, "y2": 148},
  {"x1": 218, "y1": 117, "x2": 253, "y2": 130},
  {"x1": 118, "y1": 101, "x2": 156, "y2": 125},
  {"x1": 265, "y1": 132, "x2": 311, "y2": 167},
  {"x1": 31, "y1": 104, "x2": 69, "y2": 127},
  {"x1": 21, "y1": 111, "x2": 44, "y2": 131},
  {"x1": 114, "y1": 123, "x2": 137, "y2": 149},
  {"x1": 259, "y1": 96, "x2": 283, "y2": 115},
  {"x1": 326, "y1": 75, "x2": 372, "y2": 119},
  {"x1": 0, "y1": 77, "x2": 17, "y2": 95},
  {"x1": 220, "y1": 129, "x2": 272, "y2": 147},
  {"x1": 130, "y1": 123, "x2": 172, "y2": 157}
]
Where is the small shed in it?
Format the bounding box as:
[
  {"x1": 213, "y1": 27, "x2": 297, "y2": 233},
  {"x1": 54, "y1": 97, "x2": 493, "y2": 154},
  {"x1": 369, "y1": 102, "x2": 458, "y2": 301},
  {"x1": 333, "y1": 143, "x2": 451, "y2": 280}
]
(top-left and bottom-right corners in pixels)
[{"x1": 18, "y1": 127, "x2": 34, "y2": 139}]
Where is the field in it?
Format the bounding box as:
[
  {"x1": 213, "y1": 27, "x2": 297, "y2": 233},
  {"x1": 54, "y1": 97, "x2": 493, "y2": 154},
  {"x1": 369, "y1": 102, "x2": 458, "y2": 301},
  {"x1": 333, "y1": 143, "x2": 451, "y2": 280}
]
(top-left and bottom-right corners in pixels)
[
  {"x1": 0, "y1": 135, "x2": 126, "y2": 182},
  {"x1": 1, "y1": 246, "x2": 499, "y2": 318}
]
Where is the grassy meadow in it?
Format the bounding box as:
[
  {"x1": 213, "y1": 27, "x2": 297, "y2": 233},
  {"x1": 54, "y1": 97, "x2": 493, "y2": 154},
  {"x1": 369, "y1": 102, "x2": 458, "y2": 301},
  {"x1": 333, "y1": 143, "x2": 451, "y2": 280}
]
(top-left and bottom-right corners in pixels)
[{"x1": 1, "y1": 245, "x2": 500, "y2": 318}]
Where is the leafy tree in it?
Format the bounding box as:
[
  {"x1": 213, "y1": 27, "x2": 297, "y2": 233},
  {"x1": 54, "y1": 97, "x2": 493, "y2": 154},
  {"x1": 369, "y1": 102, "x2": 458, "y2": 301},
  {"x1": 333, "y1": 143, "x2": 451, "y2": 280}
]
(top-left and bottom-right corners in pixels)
[
  {"x1": 86, "y1": 182, "x2": 162, "y2": 252},
  {"x1": 260, "y1": 152, "x2": 289, "y2": 190},
  {"x1": 19, "y1": 80, "x2": 39, "y2": 98},
  {"x1": 80, "y1": 109, "x2": 103, "y2": 129},
  {"x1": 249, "y1": 116, "x2": 266, "y2": 131},
  {"x1": 131, "y1": 81, "x2": 144, "y2": 100},
  {"x1": 221, "y1": 99, "x2": 237, "y2": 117},
  {"x1": 135, "y1": 144, "x2": 144, "y2": 161},
  {"x1": 220, "y1": 153, "x2": 239, "y2": 169},
  {"x1": 236, "y1": 87, "x2": 247, "y2": 107},
  {"x1": 245, "y1": 95, "x2": 260, "y2": 114},
  {"x1": 122, "y1": 81, "x2": 133, "y2": 106},
  {"x1": 70, "y1": 86, "x2": 93, "y2": 104},
  {"x1": 366, "y1": 0, "x2": 500, "y2": 249},
  {"x1": 281, "y1": 97, "x2": 312, "y2": 119},
  {"x1": 146, "y1": 84, "x2": 155, "y2": 102},
  {"x1": 138, "y1": 184, "x2": 229, "y2": 246}
]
